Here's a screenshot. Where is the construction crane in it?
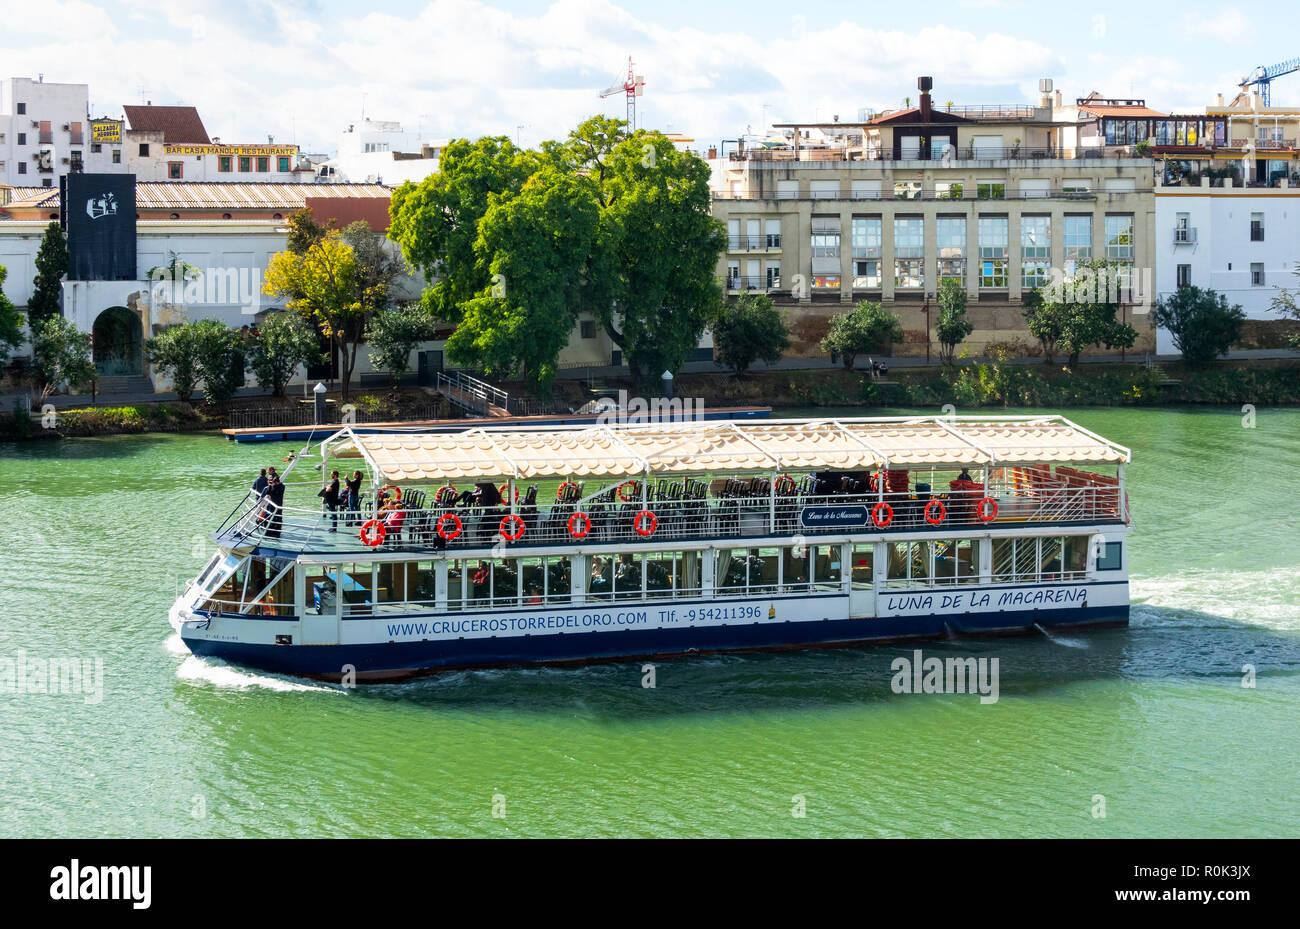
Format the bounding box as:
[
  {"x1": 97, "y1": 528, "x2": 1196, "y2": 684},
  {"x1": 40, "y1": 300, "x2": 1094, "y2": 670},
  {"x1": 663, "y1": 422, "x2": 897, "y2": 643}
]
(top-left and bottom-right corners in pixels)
[
  {"x1": 1239, "y1": 56, "x2": 1300, "y2": 106},
  {"x1": 600, "y1": 57, "x2": 645, "y2": 131}
]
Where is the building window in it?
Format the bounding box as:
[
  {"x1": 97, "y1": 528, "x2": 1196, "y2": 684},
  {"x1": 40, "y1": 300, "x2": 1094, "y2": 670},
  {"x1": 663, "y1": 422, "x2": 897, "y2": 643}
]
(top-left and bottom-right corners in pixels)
[
  {"x1": 1251, "y1": 263, "x2": 1265, "y2": 287},
  {"x1": 17, "y1": 162, "x2": 26, "y2": 175},
  {"x1": 222, "y1": 213, "x2": 232, "y2": 220},
  {"x1": 139, "y1": 143, "x2": 150, "y2": 156},
  {"x1": 765, "y1": 218, "x2": 782, "y2": 249},
  {"x1": 168, "y1": 161, "x2": 183, "y2": 179},
  {"x1": 851, "y1": 217, "x2": 882, "y2": 258},
  {"x1": 257, "y1": 156, "x2": 270, "y2": 172},
  {"x1": 16, "y1": 102, "x2": 25, "y2": 114},
  {"x1": 91, "y1": 143, "x2": 102, "y2": 154},
  {"x1": 935, "y1": 181, "x2": 963, "y2": 200},
  {"x1": 1104, "y1": 214, "x2": 1134, "y2": 262},
  {"x1": 69, "y1": 151, "x2": 83, "y2": 172},
  {"x1": 219, "y1": 156, "x2": 232, "y2": 172},
  {"x1": 170, "y1": 213, "x2": 180, "y2": 220},
  {"x1": 978, "y1": 216, "x2": 1009, "y2": 288},
  {"x1": 1176, "y1": 264, "x2": 1191, "y2": 288},
  {"x1": 1021, "y1": 215, "x2": 1051, "y2": 290},
  {"x1": 112, "y1": 149, "x2": 121, "y2": 164},
  {"x1": 813, "y1": 275, "x2": 840, "y2": 290},
  {"x1": 853, "y1": 260, "x2": 880, "y2": 288},
  {"x1": 937, "y1": 216, "x2": 966, "y2": 285},
  {"x1": 893, "y1": 180, "x2": 922, "y2": 200},
  {"x1": 278, "y1": 156, "x2": 291, "y2": 172},
  {"x1": 1250, "y1": 213, "x2": 1264, "y2": 241},
  {"x1": 766, "y1": 263, "x2": 782, "y2": 289},
  {"x1": 977, "y1": 180, "x2": 1005, "y2": 200},
  {"x1": 16, "y1": 132, "x2": 25, "y2": 145},
  {"x1": 1063, "y1": 215, "x2": 1092, "y2": 273},
  {"x1": 239, "y1": 156, "x2": 251, "y2": 172},
  {"x1": 894, "y1": 217, "x2": 924, "y2": 289},
  {"x1": 811, "y1": 227, "x2": 840, "y2": 258},
  {"x1": 580, "y1": 320, "x2": 596, "y2": 339}
]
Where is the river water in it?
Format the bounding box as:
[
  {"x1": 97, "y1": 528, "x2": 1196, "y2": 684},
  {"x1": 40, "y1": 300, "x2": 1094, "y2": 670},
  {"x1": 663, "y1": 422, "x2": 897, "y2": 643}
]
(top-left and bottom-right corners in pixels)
[{"x1": 0, "y1": 406, "x2": 1296, "y2": 837}]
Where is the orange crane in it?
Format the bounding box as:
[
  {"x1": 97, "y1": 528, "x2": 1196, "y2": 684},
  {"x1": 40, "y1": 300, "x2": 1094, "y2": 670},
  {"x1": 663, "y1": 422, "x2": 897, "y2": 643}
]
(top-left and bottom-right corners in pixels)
[{"x1": 600, "y1": 57, "x2": 645, "y2": 131}]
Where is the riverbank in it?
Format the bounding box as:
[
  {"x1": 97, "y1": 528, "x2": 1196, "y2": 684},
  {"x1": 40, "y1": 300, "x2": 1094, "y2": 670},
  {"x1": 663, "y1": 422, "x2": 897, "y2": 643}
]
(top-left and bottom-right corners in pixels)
[{"x1": 2, "y1": 359, "x2": 1296, "y2": 440}]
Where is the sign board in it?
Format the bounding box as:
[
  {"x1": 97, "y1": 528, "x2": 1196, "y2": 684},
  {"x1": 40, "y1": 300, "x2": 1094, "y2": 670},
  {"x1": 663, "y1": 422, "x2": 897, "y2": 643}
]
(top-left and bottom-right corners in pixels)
[
  {"x1": 163, "y1": 144, "x2": 298, "y2": 157},
  {"x1": 62, "y1": 173, "x2": 137, "y2": 282},
  {"x1": 90, "y1": 120, "x2": 122, "y2": 143},
  {"x1": 799, "y1": 505, "x2": 870, "y2": 530}
]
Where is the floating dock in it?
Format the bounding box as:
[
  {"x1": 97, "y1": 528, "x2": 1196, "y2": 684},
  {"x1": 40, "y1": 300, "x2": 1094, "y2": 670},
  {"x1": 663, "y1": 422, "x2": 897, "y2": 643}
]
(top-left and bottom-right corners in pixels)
[{"x1": 221, "y1": 405, "x2": 773, "y2": 443}]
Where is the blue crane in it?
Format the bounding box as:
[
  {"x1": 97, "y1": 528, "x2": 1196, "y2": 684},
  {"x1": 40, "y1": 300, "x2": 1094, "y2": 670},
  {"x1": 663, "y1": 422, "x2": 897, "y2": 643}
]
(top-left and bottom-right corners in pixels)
[{"x1": 1239, "y1": 57, "x2": 1300, "y2": 106}]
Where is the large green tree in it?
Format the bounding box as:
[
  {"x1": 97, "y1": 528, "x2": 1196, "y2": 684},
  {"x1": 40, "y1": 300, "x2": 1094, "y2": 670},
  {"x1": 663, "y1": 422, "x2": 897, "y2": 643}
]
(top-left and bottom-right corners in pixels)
[
  {"x1": 191, "y1": 319, "x2": 246, "y2": 410},
  {"x1": 1268, "y1": 261, "x2": 1300, "y2": 350},
  {"x1": 28, "y1": 222, "x2": 68, "y2": 332},
  {"x1": 934, "y1": 277, "x2": 974, "y2": 365},
  {"x1": 1154, "y1": 286, "x2": 1245, "y2": 367},
  {"x1": 249, "y1": 310, "x2": 323, "y2": 397},
  {"x1": 712, "y1": 292, "x2": 790, "y2": 377},
  {"x1": 145, "y1": 323, "x2": 203, "y2": 404},
  {"x1": 1024, "y1": 259, "x2": 1138, "y2": 368},
  {"x1": 820, "y1": 300, "x2": 903, "y2": 370},
  {"x1": 31, "y1": 315, "x2": 93, "y2": 408},
  {"x1": 0, "y1": 265, "x2": 23, "y2": 373}
]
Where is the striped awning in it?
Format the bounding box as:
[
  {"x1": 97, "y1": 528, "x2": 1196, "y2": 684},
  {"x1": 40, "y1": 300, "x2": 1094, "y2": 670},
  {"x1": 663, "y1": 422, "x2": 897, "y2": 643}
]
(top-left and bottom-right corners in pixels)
[{"x1": 324, "y1": 416, "x2": 1129, "y2": 483}]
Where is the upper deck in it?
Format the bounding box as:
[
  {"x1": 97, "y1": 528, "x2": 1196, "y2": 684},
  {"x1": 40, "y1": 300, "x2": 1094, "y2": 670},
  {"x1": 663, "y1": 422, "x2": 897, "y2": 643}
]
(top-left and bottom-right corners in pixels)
[{"x1": 215, "y1": 415, "x2": 1131, "y2": 558}]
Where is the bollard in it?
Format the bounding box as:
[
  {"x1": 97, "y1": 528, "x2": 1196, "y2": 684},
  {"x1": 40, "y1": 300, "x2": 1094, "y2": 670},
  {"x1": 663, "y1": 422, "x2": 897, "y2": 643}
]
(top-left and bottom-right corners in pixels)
[{"x1": 313, "y1": 382, "x2": 327, "y2": 425}]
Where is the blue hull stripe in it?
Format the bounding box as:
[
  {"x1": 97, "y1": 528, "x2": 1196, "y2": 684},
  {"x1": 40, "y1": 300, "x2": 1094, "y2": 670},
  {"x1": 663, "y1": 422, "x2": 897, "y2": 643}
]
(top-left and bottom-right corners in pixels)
[{"x1": 184, "y1": 604, "x2": 1129, "y2": 680}]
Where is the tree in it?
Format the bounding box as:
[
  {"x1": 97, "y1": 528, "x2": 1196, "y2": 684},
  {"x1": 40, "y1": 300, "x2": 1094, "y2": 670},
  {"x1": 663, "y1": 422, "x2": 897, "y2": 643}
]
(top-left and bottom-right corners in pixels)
[
  {"x1": 448, "y1": 167, "x2": 600, "y2": 388},
  {"x1": 934, "y1": 277, "x2": 973, "y2": 365},
  {"x1": 285, "y1": 207, "x2": 327, "y2": 257},
  {"x1": 1023, "y1": 259, "x2": 1138, "y2": 368},
  {"x1": 0, "y1": 265, "x2": 23, "y2": 373},
  {"x1": 31, "y1": 315, "x2": 93, "y2": 408},
  {"x1": 264, "y1": 231, "x2": 365, "y2": 399},
  {"x1": 570, "y1": 121, "x2": 727, "y2": 386},
  {"x1": 192, "y1": 319, "x2": 246, "y2": 410},
  {"x1": 249, "y1": 310, "x2": 323, "y2": 397},
  {"x1": 1269, "y1": 261, "x2": 1300, "y2": 351},
  {"x1": 712, "y1": 292, "x2": 789, "y2": 377},
  {"x1": 28, "y1": 222, "x2": 67, "y2": 332},
  {"x1": 145, "y1": 323, "x2": 203, "y2": 405},
  {"x1": 1154, "y1": 286, "x2": 1245, "y2": 367},
  {"x1": 389, "y1": 136, "x2": 538, "y2": 323},
  {"x1": 366, "y1": 304, "x2": 435, "y2": 387},
  {"x1": 820, "y1": 300, "x2": 903, "y2": 370}
]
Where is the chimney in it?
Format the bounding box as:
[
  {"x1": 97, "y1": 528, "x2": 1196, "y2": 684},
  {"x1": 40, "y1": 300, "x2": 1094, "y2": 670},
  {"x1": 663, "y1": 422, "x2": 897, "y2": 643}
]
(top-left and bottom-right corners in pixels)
[
  {"x1": 1216, "y1": 93, "x2": 1224, "y2": 107},
  {"x1": 918, "y1": 75, "x2": 933, "y2": 122},
  {"x1": 1039, "y1": 78, "x2": 1054, "y2": 108}
]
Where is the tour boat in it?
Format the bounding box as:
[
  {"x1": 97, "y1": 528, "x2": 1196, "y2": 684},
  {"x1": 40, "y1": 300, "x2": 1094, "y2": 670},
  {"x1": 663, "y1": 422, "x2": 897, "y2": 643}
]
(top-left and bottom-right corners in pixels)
[{"x1": 169, "y1": 416, "x2": 1133, "y2": 682}]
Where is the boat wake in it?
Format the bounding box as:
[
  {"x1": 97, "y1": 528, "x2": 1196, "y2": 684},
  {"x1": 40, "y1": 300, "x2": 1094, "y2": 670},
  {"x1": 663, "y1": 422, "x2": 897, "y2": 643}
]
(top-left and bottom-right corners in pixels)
[
  {"x1": 1131, "y1": 566, "x2": 1300, "y2": 632},
  {"x1": 167, "y1": 635, "x2": 339, "y2": 694},
  {"x1": 1032, "y1": 622, "x2": 1090, "y2": 648}
]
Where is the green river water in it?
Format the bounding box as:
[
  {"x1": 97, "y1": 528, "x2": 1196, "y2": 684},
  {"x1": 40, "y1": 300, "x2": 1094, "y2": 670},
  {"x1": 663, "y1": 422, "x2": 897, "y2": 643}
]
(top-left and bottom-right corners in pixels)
[{"x1": 0, "y1": 406, "x2": 1297, "y2": 837}]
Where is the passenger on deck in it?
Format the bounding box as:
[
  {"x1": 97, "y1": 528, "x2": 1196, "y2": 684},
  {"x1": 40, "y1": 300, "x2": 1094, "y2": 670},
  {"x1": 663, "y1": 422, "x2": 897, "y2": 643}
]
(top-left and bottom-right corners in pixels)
[
  {"x1": 265, "y1": 475, "x2": 286, "y2": 539},
  {"x1": 322, "y1": 470, "x2": 341, "y2": 533},
  {"x1": 957, "y1": 468, "x2": 973, "y2": 482},
  {"x1": 252, "y1": 468, "x2": 269, "y2": 496},
  {"x1": 455, "y1": 482, "x2": 503, "y2": 509},
  {"x1": 525, "y1": 585, "x2": 543, "y2": 605},
  {"x1": 345, "y1": 471, "x2": 362, "y2": 522},
  {"x1": 380, "y1": 499, "x2": 406, "y2": 538}
]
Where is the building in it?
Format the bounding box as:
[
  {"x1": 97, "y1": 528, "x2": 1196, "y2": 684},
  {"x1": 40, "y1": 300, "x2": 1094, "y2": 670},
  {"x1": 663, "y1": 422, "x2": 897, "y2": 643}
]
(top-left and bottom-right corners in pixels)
[
  {"x1": 1152, "y1": 92, "x2": 1300, "y2": 352},
  {"x1": 709, "y1": 78, "x2": 1159, "y2": 359},
  {"x1": 121, "y1": 104, "x2": 312, "y2": 183},
  {"x1": 317, "y1": 120, "x2": 441, "y2": 185},
  {"x1": 0, "y1": 77, "x2": 116, "y2": 187}
]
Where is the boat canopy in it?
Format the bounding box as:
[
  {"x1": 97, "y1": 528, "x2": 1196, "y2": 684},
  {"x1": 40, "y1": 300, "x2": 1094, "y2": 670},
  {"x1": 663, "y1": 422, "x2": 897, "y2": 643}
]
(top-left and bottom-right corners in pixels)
[{"x1": 321, "y1": 415, "x2": 1130, "y2": 482}]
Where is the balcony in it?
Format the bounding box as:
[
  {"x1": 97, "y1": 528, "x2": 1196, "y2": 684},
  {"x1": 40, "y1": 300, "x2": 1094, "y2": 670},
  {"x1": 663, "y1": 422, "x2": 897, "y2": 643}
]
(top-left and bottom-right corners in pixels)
[
  {"x1": 714, "y1": 185, "x2": 1098, "y2": 202},
  {"x1": 724, "y1": 275, "x2": 778, "y2": 292},
  {"x1": 1172, "y1": 227, "x2": 1198, "y2": 245},
  {"x1": 726, "y1": 235, "x2": 782, "y2": 251}
]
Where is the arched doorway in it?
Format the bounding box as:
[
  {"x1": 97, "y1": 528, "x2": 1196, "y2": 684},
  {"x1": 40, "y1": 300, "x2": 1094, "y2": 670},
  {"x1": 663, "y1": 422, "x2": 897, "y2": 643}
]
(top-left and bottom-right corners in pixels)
[{"x1": 92, "y1": 306, "x2": 143, "y2": 377}]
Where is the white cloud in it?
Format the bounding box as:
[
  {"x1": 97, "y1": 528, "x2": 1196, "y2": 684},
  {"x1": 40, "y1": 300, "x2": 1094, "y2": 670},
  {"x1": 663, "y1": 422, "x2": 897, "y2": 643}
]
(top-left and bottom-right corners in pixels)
[{"x1": 1180, "y1": 9, "x2": 1255, "y2": 46}]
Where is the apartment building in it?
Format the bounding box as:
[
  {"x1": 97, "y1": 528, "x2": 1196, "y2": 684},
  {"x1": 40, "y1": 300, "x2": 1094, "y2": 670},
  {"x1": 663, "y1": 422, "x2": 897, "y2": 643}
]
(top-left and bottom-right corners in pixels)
[
  {"x1": 121, "y1": 105, "x2": 311, "y2": 182},
  {"x1": 0, "y1": 77, "x2": 118, "y2": 187},
  {"x1": 710, "y1": 78, "x2": 1158, "y2": 359},
  {"x1": 1153, "y1": 92, "x2": 1300, "y2": 352}
]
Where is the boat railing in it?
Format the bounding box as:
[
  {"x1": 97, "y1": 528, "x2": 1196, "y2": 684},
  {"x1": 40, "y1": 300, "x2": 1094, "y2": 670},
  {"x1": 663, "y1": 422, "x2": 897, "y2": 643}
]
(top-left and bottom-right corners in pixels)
[
  {"x1": 193, "y1": 596, "x2": 297, "y2": 618},
  {"x1": 215, "y1": 482, "x2": 1124, "y2": 555}
]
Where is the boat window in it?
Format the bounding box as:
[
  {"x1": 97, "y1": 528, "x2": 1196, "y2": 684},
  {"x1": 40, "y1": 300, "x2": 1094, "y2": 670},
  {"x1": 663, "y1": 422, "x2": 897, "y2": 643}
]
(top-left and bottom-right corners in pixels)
[
  {"x1": 338, "y1": 563, "x2": 376, "y2": 615},
  {"x1": 886, "y1": 541, "x2": 932, "y2": 588},
  {"x1": 588, "y1": 555, "x2": 615, "y2": 602},
  {"x1": 782, "y1": 546, "x2": 811, "y2": 592},
  {"x1": 1064, "y1": 537, "x2": 1088, "y2": 574},
  {"x1": 518, "y1": 555, "x2": 571, "y2": 606},
  {"x1": 644, "y1": 551, "x2": 679, "y2": 597},
  {"x1": 992, "y1": 536, "x2": 1090, "y2": 583},
  {"x1": 409, "y1": 561, "x2": 436, "y2": 611},
  {"x1": 716, "y1": 548, "x2": 779, "y2": 594},
  {"x1": 613, "y1": 552, "x2": 643, "y2": 600},
  {"x1": 932, "y1": 539, "x2": 980, "y2": 585},
  {"x1": 850, "y1": 544, "x2": 874, "y2": 589},
  {"x1": 1096, "y1": 540, "x2": 1123, "y2": 571},
  {"x1": 304, "y1": 564, "x2": 340, "y2": 615},
  {"x1": 812, "y1": 544, "x2": 841, "y2": 591}
]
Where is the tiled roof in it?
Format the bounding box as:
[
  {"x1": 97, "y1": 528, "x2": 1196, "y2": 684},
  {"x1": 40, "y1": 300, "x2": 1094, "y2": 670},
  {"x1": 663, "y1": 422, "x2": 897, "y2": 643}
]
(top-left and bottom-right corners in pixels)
[
  {"x1": 1077, "y1": 104, "x2": 1166, "y2": 118},
  {"x1": 3, "y1": 182, "x2": 392, "y2": 212},
  {"x1": 121, "y1": 105, "x2": 212, "y2": 143}
]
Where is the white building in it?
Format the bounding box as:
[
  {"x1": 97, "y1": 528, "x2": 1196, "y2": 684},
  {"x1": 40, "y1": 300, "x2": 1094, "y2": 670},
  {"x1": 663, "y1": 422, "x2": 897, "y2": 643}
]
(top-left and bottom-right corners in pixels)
[
  {"x1": 319, "y1": 120, "x2": 441, "y2": 185},
  {"x1": 121, "y1": 104, "x2": 312, "y2": 183},
  {"x1": 0, "y1": 77, "x2": 106, "y2": 187}
]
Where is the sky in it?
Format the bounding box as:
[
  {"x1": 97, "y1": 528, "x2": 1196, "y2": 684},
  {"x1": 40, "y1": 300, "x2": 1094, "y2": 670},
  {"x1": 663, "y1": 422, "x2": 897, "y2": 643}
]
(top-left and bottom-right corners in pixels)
[{"x1": 3, "y1": 0, "x2": 1297, "y2": 154}]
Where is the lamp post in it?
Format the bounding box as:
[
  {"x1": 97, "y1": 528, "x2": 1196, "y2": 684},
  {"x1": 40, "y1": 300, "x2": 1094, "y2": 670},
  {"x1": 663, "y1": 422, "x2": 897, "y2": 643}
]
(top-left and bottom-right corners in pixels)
[{"x1": 923, "y1": 292, "x2": 932, "y2": 365}]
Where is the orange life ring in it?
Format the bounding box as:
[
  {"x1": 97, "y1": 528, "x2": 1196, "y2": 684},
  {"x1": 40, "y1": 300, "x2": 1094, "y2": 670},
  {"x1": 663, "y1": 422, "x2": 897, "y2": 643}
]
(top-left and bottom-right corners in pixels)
[
  {"x1": 568, "y1": 511, "x2": 591, "y2": 539},
  {"x1": 437, "y1": 483, "x2": 457, "y2": 501},
  {"x1": 617, "y1": 480, "x2": 639, "y2": 503},
  {"x1": 380, "y1": 484, "x2": 402, "y2": 502},
  {"x1": 634, "y1": 509, "x2": 657, "y2": 537},
  {"x1": 499, "y1": 513, "x2": 525, "y2": 542},
  {"x1": 436, "y1": 512, "x2": 463, "y2": 541},
  {"x1": 774, "y1": 474, "x2": 796, "y2": 495},
  {"x1": 557, "y1": 480, "x2": 579, "y2": 501},
  {"x1": 924, "y1": 499, "x2": 946, "y2": 525},
  {"x1": 977, "y1": 497, "x2": 998, "y2": 522},
  {"x1": 871, "y1": 501, "x2": 893, "y2": 528},
  {"x1": 498, "y1": 483, "x2": 519, "y2": 504},
  {"x1": 359, "y1": 519, "x2": 386, "y2": 547}
]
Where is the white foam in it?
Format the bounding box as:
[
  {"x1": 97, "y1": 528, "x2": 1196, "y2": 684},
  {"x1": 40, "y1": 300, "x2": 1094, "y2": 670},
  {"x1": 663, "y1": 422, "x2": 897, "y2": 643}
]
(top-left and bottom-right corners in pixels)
[
  {"x1": 163, "y1": 633, "x2": 190, "y2": 657},
  {"x1": 1132, "y1": 566, "x2": 1300, "y2": 631},
  {"x1": 174, "y1": 655, "x2": 340, "y2": 694}
]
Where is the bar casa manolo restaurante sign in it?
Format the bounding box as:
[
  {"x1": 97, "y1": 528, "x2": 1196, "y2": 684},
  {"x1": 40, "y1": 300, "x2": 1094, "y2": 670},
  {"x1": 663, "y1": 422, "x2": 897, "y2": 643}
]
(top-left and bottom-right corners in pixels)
[{"x1": 163, "y1": 144, "x2": 298, "y2": 156}]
